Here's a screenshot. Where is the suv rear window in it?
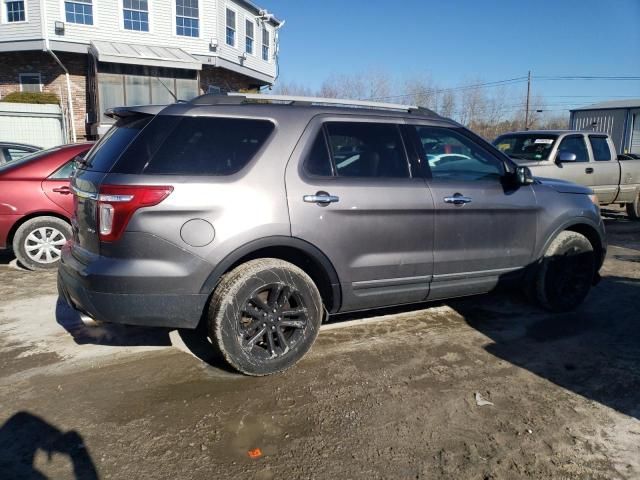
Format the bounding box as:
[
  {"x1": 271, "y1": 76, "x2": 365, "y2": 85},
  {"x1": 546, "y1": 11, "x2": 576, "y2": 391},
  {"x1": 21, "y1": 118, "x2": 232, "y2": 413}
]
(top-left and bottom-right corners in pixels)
[{"x1": 112, "y1": 116, "x2": 274, "y2": 175}]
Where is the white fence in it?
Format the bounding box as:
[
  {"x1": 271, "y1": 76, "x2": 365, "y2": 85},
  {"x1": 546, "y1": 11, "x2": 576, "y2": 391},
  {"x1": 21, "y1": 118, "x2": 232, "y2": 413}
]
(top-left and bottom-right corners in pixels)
[{"x1": 0, "y1": 102, "x2": 65, "y2": 148}]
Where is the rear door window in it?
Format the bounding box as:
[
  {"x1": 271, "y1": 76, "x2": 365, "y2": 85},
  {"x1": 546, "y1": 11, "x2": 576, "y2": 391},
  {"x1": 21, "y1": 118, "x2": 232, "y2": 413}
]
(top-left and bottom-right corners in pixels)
[
  {"x1": 112, "y1": 116, "x2": 274, "y2": 175},
  {"x1": 323, "y1": 122, "x2": 410, "y2": 178},
  {"x1": 589, "y1": 136, "x2": 612, "y2": 161}
]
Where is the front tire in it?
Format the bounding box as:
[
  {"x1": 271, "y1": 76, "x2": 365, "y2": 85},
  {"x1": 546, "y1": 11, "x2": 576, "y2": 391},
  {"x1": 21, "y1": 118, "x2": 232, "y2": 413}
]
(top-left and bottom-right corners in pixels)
[
  {"x1": 208, "y1": 258, "x2": 323, "y2": 376},
  {"x1": 626, "y1": 193, "x2": 640, "y2": 220},
  {"x1": 535, "y1": 231, "x2": 595, "y2": 312},
  {"x1": 12, "y1": 216, "x2": 71, "y2": 271}
]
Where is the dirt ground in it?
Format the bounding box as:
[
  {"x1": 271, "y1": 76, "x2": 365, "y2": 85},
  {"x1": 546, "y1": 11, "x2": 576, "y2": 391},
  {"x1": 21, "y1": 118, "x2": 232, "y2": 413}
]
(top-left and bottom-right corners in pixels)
[{"x1": 0, "y1": 209, "x2": 639, "y2": 480}]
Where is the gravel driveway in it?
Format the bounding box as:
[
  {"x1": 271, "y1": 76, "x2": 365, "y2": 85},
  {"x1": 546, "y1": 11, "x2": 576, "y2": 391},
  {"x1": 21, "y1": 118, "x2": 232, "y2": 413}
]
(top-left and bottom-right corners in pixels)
[{"x1": 1, "y1": 211, "x2": 639, "y2": 479}]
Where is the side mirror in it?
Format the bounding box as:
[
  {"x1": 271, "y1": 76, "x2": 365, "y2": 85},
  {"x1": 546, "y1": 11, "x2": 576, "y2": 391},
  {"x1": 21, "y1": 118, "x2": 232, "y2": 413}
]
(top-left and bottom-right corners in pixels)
[
  {"x1": 557, "y1": 151, "x2": 577, "y2": 163},
  {"x1": 516, "y1": 166, "x2": 534, "y2": 185}
]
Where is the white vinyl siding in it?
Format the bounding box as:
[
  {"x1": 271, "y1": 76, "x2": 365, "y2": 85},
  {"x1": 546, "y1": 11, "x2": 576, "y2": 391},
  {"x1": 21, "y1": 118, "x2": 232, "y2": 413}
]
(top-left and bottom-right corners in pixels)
[
  {"x1": 0, "y1": 0, "x2": 277, "y2": 79},
  {"x1": 0, "y1": 0, "x2": 40, "y2": 37}
]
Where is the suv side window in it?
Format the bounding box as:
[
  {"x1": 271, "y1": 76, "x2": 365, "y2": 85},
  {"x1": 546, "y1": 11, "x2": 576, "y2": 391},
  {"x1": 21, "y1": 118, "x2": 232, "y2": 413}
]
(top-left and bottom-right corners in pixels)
[
  {"x1": 589, "y1": 136, "x2": 612, "y2": 161},
  {"x1": 558, "y1": 135, "x2": 589, "y2": 162},
  {"x1": 303, "y1": 132, "x2": 333, "y2": 177},
  {"x1": 324, "y1": 122, "x2": 410, "y2": 178},
  {"x1": 411, "y1": 126, "x2": 504, "y2": 181},
  {"x1": 112, "y1": 116, "x2": 275, "y2": 175}
]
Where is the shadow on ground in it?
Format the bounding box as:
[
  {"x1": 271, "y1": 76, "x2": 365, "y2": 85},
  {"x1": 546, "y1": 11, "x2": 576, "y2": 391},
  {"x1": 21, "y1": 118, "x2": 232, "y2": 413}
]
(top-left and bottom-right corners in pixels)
[
  {"x1": 55, "y1": 298, "x2": 236, "y2": 373},
  {"x1": 0, "y1": 411, "x2": 98, "y2": 480},
  {"x1": 55, "y1": 299, "x2": 171, "y2": 347},
  {"x1": 453, "y1": 275, "x2": 640, "y2": 420}
]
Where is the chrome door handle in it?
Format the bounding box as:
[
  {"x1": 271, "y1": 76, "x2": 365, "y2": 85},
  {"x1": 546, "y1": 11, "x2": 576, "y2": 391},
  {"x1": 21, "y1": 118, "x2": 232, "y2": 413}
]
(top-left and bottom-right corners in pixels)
[
  {"x1": 444, "y1": 193, "x2": 472, "y2": 205},
  {"x1": 303, "y1": 193, "x2": 340, "y2": 204}
]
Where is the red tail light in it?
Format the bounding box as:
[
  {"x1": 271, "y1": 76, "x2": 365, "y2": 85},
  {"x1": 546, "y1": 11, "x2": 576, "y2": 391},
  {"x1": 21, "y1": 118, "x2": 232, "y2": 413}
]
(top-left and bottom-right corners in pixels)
[{"x1": 97, "y1": 185, "x2": 173, "y2": 242}]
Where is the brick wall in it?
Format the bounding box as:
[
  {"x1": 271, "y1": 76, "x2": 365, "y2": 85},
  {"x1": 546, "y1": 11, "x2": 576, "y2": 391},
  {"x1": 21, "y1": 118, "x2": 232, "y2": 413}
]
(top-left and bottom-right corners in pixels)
[
  {"x1": 0, "y1": 51, "x2": 88, "y2": 140},
  {"x1": 199, "y1": 66, "x2": 264, "y2": 93},
  {"x1": 0, "y1": 51, "x2": 269, "y2": 141}
]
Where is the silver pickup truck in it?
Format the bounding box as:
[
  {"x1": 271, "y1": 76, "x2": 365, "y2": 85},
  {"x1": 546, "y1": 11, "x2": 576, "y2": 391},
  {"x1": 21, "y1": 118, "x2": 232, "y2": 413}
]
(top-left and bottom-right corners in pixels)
[{"x1": 494, "y1": 130, "x2": 640, "y2": 219}]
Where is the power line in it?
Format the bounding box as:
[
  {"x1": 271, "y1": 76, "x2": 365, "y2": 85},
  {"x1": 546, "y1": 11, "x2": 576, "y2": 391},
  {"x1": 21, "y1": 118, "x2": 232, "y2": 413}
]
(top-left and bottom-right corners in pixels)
[
  {"x1": 534, "y1": 75, "x2": 640, "y2": 81},
  {"x1": 545, "y1": 94, "x2": 640, "y2": 97},
  {"x1": 366, "y1": 76, "x2": 528, "y2": 101}
]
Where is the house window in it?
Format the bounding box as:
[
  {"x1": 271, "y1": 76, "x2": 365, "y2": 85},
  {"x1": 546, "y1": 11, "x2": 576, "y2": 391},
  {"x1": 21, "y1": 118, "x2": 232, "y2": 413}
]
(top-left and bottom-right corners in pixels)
[
  {"x1": 245, "y1": 19, "x2": 254, "y2": 54},
  {"x1": 6, "y1": 1, "x2": 25, "y2": 22},
  {"x1": 19, "y1": 73, "x2": 42, "y2": 92},
  {"x1": 65, "y1": 0, "x2": 93, "y2": 25},
  {"x1": 176, "y1": 0, "x2": 198, "y2": 37},
  {"x1": 123, "y1": 0, "x2": 149, "y2": 31},
  {"x1": 225, "y1": 8, "x2": 235, "y2": 46},
  {"x1": 262, "y1": 27, "x2": 270, "y2": 61}
]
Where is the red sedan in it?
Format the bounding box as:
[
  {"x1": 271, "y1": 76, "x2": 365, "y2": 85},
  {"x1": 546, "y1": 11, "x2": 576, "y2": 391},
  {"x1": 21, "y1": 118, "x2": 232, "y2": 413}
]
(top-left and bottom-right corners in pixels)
[{"x1": 0, "y1": 143, "x2": 93, "y2": 270}]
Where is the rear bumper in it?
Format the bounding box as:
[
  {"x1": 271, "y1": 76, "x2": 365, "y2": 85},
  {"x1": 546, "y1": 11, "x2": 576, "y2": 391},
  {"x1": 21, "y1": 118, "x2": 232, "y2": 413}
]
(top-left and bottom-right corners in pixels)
[{"x1": 58, "y1": 242, "x2": 210, "y2": 329}]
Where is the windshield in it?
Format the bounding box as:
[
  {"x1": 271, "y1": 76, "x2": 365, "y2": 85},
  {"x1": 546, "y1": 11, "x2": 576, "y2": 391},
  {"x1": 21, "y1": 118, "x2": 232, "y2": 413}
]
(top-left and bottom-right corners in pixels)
[{"x1": 494, "y1": 134, "x2": 558, "y2": 161}]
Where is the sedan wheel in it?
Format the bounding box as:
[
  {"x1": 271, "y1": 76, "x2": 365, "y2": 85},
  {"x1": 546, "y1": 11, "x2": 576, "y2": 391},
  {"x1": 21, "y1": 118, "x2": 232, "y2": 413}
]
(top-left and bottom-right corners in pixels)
[{"x1": 12, "y1": 216, "x2": 71, "y2": 271}]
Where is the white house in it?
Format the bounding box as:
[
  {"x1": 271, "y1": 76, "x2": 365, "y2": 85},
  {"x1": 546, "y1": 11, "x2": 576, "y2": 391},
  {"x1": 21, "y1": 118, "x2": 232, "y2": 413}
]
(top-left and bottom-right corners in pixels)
[{"x1": 0, "y1": 0, "x2": 283, "y2": 139}]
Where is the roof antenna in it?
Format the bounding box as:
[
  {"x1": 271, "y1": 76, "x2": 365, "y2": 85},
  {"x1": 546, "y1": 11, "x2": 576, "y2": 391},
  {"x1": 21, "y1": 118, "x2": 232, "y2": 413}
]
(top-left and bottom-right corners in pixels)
[{"x1": 156, "y1": 77, "x2": 178, "y2": 102}]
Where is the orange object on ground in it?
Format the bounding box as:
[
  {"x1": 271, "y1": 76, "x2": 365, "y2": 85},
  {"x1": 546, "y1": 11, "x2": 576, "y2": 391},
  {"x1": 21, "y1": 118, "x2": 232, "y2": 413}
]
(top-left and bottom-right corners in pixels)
[{"x1": 247, "y1": 448, "x2": 263, "y2": 459}]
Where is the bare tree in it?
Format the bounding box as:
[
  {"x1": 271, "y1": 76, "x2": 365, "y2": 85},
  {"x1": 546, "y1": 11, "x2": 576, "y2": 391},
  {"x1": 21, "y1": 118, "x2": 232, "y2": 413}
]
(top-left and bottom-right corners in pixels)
[
  {"x1": 400, "y1": 74, "x2": 438, "y2": 109},
  {"x1": 270, "y1": 70, "x2": 571, "y2": 140},
  {"x1": 439, "y1": 90, "x2": 456, "y2": 118},
  {"x1": 272, "y1": 81, "x2": 313, "y2": 96}
]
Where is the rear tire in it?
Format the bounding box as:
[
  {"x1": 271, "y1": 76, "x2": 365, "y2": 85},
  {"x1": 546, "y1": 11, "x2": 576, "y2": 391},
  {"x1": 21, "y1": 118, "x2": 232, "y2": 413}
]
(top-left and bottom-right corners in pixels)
[
  {"x1": 12, "y1": 216, "x2": 71, "y2": 271},
  {"x1": 626, "y1": 193, "x2": 640, "y2": 220},
  {"x1": 535, "y1": 231, "x2": 595, "y2": 312},
  {"x1": 207, "y1": 258, "x2": 323, "y2": 376}
]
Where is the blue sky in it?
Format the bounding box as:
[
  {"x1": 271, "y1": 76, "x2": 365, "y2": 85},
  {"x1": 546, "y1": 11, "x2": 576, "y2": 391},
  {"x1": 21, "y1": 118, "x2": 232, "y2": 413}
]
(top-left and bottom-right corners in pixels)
[{"x1": 265, "y1": 0, "x2": 640, "y2": 112}]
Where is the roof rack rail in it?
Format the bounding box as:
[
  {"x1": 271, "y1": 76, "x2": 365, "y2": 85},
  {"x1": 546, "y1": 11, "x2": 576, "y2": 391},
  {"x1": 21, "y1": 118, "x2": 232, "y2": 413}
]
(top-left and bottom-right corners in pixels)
[
  {"x1": 229, "y1": 93, "x2": 421, "y2": 112},
  {"x1": 189, "y1": 92, "x2": 438, "y2": 115}
]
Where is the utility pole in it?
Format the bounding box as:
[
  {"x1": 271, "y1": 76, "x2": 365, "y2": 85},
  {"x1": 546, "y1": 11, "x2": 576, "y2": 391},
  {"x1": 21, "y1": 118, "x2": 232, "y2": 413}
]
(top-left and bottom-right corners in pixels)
[{"x1": 525, "y1": 70, "x2": 531, "y2": 130}]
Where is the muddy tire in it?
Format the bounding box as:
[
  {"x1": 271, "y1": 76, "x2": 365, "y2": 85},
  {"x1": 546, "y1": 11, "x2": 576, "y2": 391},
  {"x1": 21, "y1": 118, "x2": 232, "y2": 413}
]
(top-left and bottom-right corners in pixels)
[
  {"x1": 535, "y1": 231, "x2": 595, "y2": 312},
  {"x1": 626, "y1": 193, "x2": 640, "y2": 220},
  {"x1": 207, "y1": 258, "x2": 323, "y2": 376},
  {"x1": 12, "y1": 216, "x2": 71, "y2": 271}
]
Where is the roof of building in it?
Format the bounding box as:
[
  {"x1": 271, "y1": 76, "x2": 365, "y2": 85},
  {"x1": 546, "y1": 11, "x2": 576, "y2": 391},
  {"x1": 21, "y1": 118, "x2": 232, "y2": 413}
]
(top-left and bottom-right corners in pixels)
[
  {"x1": 89, "y1": 41, "x2": 202, "y2": 71},
  {"x1": 571, "y1": 99, "x2": 640, "y2": 111},
  {"x1": 238, "y1": 0, "x2": 283, "y2": 25}
]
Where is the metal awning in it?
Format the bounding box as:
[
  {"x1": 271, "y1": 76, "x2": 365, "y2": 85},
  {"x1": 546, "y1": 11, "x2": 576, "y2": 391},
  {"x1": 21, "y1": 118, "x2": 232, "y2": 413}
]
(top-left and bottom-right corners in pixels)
[{"x1": 89, "y1": 41, "x2": 202, "y2": 71}]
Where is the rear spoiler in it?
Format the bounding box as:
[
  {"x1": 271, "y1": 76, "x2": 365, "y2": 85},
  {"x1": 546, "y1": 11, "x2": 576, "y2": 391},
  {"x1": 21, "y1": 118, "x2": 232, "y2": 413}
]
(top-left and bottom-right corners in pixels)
[{"x1": 105, "y1": 105, "x2": 167, "y2": 120}]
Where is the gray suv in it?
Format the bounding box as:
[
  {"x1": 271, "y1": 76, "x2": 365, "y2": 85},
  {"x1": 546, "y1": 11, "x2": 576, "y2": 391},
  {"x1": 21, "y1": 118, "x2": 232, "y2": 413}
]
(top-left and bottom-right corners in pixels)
[{"x1": 58, "y1": 93, "x2": 606, "y2": 376}]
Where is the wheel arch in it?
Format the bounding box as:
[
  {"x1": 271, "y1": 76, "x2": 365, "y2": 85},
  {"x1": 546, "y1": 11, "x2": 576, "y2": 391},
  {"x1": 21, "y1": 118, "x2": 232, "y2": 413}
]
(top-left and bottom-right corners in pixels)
[
  {"x1": 6, "y1": 211, "x2": 71, "y2": 249},
  {"x1": 201, "y1": 236, "x2": 342, "y2": 313},
  {"x1": 538, "y1": 218, "x2": 606, "y2": 269}
]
